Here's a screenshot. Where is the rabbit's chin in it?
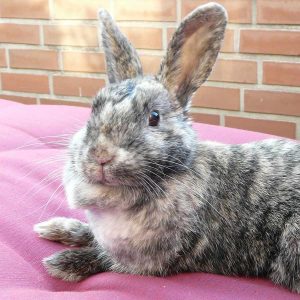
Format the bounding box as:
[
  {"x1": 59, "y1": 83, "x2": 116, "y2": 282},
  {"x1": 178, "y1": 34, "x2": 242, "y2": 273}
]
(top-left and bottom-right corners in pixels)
[{"x1": 86, "y1": 175, "x2": 119, "y2": 186}]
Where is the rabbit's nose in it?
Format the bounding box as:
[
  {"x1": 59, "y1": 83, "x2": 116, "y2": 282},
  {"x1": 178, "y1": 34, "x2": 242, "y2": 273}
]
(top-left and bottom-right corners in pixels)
[
  {"x1": 97, "y1": 156, "x2": 113, "y2": 165},
  {"x1": 90, "y1": 148, "x2": 114, "y2": 165}
]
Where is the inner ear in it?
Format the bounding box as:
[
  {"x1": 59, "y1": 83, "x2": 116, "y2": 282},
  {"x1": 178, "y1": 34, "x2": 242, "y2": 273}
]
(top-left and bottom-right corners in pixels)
[
  {"x1": 158, "y1": 3, "x2": 227, "y2": 110},
  {"x1": 177, "y1": 24, "x2": 214, "y2": 94}
]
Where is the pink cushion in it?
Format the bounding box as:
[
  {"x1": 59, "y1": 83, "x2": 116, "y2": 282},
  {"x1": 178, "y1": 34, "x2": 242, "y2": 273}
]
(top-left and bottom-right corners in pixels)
[{"x1": 0, "y1": 99, "x2": 298, "y2": 299}]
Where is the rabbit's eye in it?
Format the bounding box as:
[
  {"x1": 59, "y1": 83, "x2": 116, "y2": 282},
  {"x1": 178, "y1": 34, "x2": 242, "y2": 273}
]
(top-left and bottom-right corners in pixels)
[{"x1": 149, "y1": 111, "x2": 160, "y2": 126}]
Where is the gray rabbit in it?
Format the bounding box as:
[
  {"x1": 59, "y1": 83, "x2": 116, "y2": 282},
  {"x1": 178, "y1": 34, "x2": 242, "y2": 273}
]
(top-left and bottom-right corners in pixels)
[{"x1": 34, "y1": 2, "x2": 300, "y2": 293}]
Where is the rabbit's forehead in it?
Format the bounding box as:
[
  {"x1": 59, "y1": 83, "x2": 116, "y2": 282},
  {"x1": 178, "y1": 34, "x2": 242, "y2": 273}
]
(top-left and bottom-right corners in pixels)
[
  {"x1": 113, "y1": 79, "x2": 166, "y2": 105},
  {"x1": 99, "y1": 79, "x2": 169, "y2": 119}
]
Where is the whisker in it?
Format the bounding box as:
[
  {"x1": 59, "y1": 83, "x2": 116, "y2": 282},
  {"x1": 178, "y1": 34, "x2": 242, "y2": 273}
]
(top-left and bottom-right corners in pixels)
[
  {"x1": 14, "y1": 140, "x2": 70, "y2": 150},
  {"x1": 135, "y1": 172, "x2": 155, "y2": 197},
  {"x1": 50, "y1": 196, "x2": 65, "y2": 217},
  {"x1": 143, "y1": 160, "x2": 229, "y2": 224},
  {"x1": 136, "y1": 169, "x2": 168, "y2": 199},
  {"x1": 38, "y1": 182, "x2": 65, "y2": 221},
  {"x1": 11, "y1": 131, "x2": 77, "y2": 151},
  {"x1": 17, "y1": 168, "x2": 63, "y2": 203},
  {"x1": 17, "y1": 155, "x2": 67, "y2": 182}
]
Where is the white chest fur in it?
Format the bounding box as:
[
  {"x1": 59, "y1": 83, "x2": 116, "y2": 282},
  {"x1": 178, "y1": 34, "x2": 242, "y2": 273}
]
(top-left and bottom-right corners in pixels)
[{"x1": 85, "y1": 207, "x2": 148, "y2": 252}]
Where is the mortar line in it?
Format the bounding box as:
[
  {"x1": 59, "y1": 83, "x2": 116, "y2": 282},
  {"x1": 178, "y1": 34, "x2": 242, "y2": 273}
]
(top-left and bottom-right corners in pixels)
[
  {"x1": 240, "y1": 88, "x2": 245, "y2": 112},
  {"x1": 252, "y1": 0, "x2": 257, "y2": 25},
  {"x1": 176, "y1": 0, "x2": 182, "y2": 23},
  {"x1": 190, "y1": 107, "x2": 300, "y2": 122}
]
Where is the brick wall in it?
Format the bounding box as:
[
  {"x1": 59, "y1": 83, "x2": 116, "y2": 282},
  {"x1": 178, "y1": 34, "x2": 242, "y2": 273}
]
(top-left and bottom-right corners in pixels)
[{"x1": 0, "y1": 0, "x2": 299, "y2": 139}]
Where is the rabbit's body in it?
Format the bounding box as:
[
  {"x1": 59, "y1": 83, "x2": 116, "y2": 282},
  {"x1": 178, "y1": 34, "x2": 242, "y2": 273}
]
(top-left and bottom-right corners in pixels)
[
  {"x1": 34, "y1": 2, "x2": 300, "y2": 293},
  {"x1": 63, "y1": 138, "x2": 300, "y2": 284}
]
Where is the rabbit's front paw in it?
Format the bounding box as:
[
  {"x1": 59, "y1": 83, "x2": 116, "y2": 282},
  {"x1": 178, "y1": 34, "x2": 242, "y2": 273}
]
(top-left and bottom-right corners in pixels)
[
  {"x1": 34, "y1": 217, "x2": 94, "y2": 246},
  {"x1": 43, "y1": 247, "x2": 105, "y2": 281}
]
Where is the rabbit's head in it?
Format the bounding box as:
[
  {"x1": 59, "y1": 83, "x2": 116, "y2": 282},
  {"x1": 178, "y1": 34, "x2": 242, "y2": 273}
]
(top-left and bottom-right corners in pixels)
[{"x1": 67, "y1": 2, "x2": 227, "y2": 187}]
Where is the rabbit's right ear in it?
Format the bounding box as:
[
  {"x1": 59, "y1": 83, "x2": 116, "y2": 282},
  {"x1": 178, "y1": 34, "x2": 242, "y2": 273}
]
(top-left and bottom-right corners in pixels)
[
  {"x1": 99, "y1": 10, "x2": 143, "y2": 84},
  {"x1": 158, "y1": 3, "x2": 227, "y2": 112}
]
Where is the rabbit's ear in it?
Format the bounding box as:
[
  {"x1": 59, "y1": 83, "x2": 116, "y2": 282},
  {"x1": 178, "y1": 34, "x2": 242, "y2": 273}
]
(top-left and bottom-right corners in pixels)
[
  {"x1": 158, "y1": 3, "x2": 227, "y2": 111},
  {"x1": 99, "y1": 10, "x2": 143, "y2": 83}
]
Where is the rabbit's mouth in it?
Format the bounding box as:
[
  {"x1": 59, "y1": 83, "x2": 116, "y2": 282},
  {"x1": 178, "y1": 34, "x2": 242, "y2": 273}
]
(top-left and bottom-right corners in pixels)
[
  {"x1": 81, "y1": 160, "x2": 149, "y2": 188},
  {"x1": 96, "y1": 167, "x2": 120, "y2": 186},
  {"x1": 82, "y1": 163, "x2": 119, "y2": 186}
]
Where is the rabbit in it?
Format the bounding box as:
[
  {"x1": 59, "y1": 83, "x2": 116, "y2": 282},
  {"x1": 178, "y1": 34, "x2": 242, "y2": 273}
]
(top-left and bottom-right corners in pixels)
[{"x1": 34, "y1": 2, "x2": 300, "y2": 293}]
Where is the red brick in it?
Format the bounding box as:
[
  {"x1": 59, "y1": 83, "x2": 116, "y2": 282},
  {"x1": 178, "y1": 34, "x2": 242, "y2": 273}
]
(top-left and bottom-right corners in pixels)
[
  {"x1": 257, "y1": 0, "x2": 300, "y2": 25},
  {"x1": 121, "y1": 27, "x2": 162, "y2": 50},
  {"x1": 193, "y1": 86, "x2": 240, "y2": 110},
  {"x1": 240, "y1": 30, "x2": 300, "y2": 56},
  {"x1": 40, "y1": 98, "x2": 91, "y2": 107},
  {"x1": 244, "y1": 90, "x2": 300, "y2": 117},
  {"x1": 0, "y1": 24, "x2": 39, "y2": 45},
  {"x1": 0, "y1": 94, "x2": 36, "y2": 104},
  {"x1": 44, "y1": 25, "x2": 98, "y2": 47},
  {"x1": 2, "y1": 73, "x2": 49, "y2": 94},
  {"x1": 225, "y1": 116, "x2": 296, "y2": 139},
  {"x1": 209, "y1": 59, "x2": 257, "y2": 84},
  {"x1": 0, "y1": 0, "x2": 49, "y2": 19},
  {"x1": 263, "y1": 62, "x2": 300, "y2": 87},
  {"x1": 140, "y1": 55, "x2": 162, "y2": 74},
  {"x1": 63, "y1": 52, "x2": 106, "y2": 73},
  {"x1": 10, "y1": 50, "x2": 59, "y2": 71},
  {"x1": 115, "y1": 0, "x2": 176, "y2": 21},
  {"x1": 0, "y1": 49, "x2": 6, "y2": 67},
  {"x1": 182, "y1": 0, "x2": 252, "y2": 23},
  {"x1": 53, "y1": 76, "x2": 105, "y2": 97},
  {"x1": 190, "y1": 112, "x2": 220, "y2": 125},
  {"x1": 222, "y1": 29, "x2": 235, "y2": 53},
  {"x1": 54, "y1": 0, "x2": 109, "y2": 19}
]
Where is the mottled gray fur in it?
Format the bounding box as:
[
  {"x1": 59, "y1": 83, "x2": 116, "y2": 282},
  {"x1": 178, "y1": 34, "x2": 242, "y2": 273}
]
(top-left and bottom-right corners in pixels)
[
  {"x1": 34, "y1": 2, "x2": 300, "y2": 293},
  {"x1": 99, "y1": 9, "x2": 143, "y2": 83}
]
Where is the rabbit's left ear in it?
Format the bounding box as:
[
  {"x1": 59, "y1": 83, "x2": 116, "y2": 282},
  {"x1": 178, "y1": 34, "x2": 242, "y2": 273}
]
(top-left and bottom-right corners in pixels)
[
  {"x1": 158, "y1": 3, "x2": 227, "y2": 112},
  {"x1": 99, "y1": 10, "x2": 143, "y2": 84}
]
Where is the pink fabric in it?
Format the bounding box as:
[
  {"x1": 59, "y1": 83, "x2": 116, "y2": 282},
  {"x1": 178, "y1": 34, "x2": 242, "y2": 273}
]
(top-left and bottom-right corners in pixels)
[{"x1": 0, "y1": 99, "x2": 298, "y2": 299}]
